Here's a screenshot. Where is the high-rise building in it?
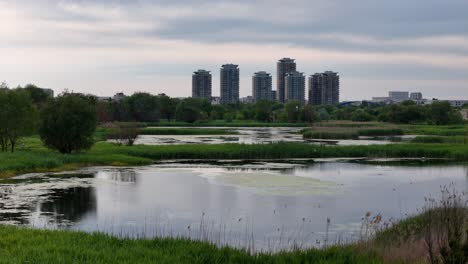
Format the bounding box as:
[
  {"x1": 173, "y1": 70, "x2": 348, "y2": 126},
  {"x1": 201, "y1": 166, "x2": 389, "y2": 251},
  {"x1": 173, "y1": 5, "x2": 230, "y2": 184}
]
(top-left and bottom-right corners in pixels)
[
  {"x1": 308, "y1": 71, "x2": 340, "y2": 105},
  {"x1": 220, "y1": 64, "x2": 239, "y2": 104},
  {"x1": 285, "y1": 71, "x2": 305, "y2": 104},
  {"x1": 252, "y1": 71, "x2": 272, "y2": 102},
  {"x1": 277, "y1": 58, "x2": 296, "y2": 103},
  {"x1": 192, "y1": 69, "x2": 212, "y2": 100}
]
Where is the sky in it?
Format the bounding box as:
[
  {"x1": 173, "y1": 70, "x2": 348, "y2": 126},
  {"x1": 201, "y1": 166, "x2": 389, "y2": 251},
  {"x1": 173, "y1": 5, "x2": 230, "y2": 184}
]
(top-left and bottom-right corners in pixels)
[{"x1": 1, "y1": 0, "x2": 467, "y2": 101}]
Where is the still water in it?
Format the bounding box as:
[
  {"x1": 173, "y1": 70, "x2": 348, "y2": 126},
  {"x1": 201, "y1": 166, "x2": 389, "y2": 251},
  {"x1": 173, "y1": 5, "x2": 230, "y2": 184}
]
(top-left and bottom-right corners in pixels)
[
  {"x1": 135, "y1": 127, "x2": 403, "y2": 146},
  {"x1": 0, "y1": 161, "x2": 466, "y2": 251}
]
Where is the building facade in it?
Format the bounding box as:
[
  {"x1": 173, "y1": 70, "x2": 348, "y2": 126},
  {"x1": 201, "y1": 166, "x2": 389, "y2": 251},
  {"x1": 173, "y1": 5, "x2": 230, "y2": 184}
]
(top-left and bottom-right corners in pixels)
[
  {"x1": 252, "y1": 71, "x2": 272, "y2": 102},
  {"x1": 389, "y1": 91, "x2": 409, "y2": 102},
  {"x1": 220, "y1": 64, "x2": 239, "y2": 104},
  {"x1": 284, "y1": 71, "x2": 305, "y2": 104},
  {"x1": 410, "y1": 92, "x2": 422, "y2": 100},
  {"x1": 308, "y1": 71, "x2": 340, "y2": 105},
  {"x1": 192, "y1": 69, "x2": 212, "y2": 100},
  {"x1": 276, "y1": 58, "x2": 296, "y2": 103}
]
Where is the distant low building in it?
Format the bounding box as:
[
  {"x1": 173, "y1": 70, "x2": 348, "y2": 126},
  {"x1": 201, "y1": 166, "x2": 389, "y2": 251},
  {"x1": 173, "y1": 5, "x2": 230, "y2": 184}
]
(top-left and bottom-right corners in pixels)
[
  {"x1": 445, "y1": 100, "x2": 468, "y2": 108},
  {"x1": 388, "y1": 91, "x2": 409, "y2": 102},
  {"x1": 461, "y1": 109, "x2": 468, "y2": 120},
  {"x1": 410, "y1": 92, "x2": 422, "y2": 100},
  {"x1": 371, "y1": 97, "x2": 393, "y2": 104},
  {"x1": 113, "y1": 92, "x2": 126, "y2": 101}
]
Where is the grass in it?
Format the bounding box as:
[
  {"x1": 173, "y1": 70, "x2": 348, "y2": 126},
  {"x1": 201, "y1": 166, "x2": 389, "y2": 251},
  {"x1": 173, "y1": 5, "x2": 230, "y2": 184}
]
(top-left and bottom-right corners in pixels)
[
  {"x1": 1, "y1": 137, "x2": 468, "y2": 178},
  {"x1": 0, "y1": 225, "x2": 382, "y2": 264},
  {"x1": 141, "y1": 127, "x2": 239, "y2": 135},
  {"x1": 301, "y1": 127, "x2": 403, "y2": 140},
  {"x1": 410, "y1": 136, "x2": 466, "y2": 144},
  {"x1": 146, "y1": 120, "x2": 308, "y2": 127}
]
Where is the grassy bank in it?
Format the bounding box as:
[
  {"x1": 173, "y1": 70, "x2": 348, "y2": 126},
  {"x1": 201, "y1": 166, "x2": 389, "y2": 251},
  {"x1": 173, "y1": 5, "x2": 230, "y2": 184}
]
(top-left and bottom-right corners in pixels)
[
  {"x1": 146, "y1": 120, "x2": 308, "y2": 127},
  {"x1": 141, "y1": 127, "x2": 238, "y2": 135},
  {"x1": 1, "y1": 137, "x2": 467, "y2": 178},
  {"x1": 0, "y1": 225, "x2": 381, "y2": 264}
]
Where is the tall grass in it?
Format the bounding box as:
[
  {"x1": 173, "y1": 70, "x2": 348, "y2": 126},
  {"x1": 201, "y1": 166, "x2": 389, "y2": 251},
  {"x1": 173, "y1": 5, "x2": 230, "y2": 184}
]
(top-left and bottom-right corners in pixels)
[
  {"x1": 141, "y1": 128, "x2": 238, "y2": 135},
  {"x1": 1, "y1": 137, "x2": 468, "y2": 177},
  {"x1": 146, "y1": 120, "x2": 308, "y2": 127},
  {"x1": 0, "y1": 225, "x2": 381, "y2": 263}
]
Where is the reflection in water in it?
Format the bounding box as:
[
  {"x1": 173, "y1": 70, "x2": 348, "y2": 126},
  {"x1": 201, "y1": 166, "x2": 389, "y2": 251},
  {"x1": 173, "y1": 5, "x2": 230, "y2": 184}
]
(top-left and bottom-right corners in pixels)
[
  {"x1": 0, "y1": 162, "x2": 467, "y2": 251},
  {"x1": 131, "y1": 127, "x2": 410, "y2": 146},
  {"x1": 34, "y1": 187, "x2": 96, "y2": 225}
]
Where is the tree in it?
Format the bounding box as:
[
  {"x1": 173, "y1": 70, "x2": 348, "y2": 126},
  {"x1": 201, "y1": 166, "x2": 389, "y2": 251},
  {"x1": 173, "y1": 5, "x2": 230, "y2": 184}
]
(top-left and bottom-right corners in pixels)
[
  {"x1": 285, "y1": 100, "x2": 301, "y2": 123},
  {"x1": 254, "y1": 100, "x2": 272, "y2": 122},
  {"x1": 351, "y1": 109, "x2": 374, "y2": 122},
  {"x1": 39, "y1": 94, "x2": 97, "y2": 154},
  {"x1": 301, "y1": 105, "x2": 318, "y2": 123},
  {"x1": 126, "y1": 93, "x2": 160, "y2": 122},
  {"x1": 107, "y1": 122, "x2": 141, "y2": 146},
  {"x1": 159, "y1": 94, "x2": 177, "y2": 121},
  {"x1": 0, "y1": 89, "x2": 37, "y2": 152},
  {"x1": 175, "y1": 99, "x2": 201, "y2": 123},
  {"x1": 429, "y1": 101, "x2": 462, "y2": 125},
  {"x1": 23, "y1": 84, "x2": 52, "y2": 107}
]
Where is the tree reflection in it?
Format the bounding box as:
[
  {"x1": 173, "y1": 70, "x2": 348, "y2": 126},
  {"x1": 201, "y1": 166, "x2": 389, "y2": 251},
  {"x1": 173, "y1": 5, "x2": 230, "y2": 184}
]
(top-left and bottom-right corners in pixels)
[{"x1": 38, "y1": 187, "x2": 97, "y2": 224}]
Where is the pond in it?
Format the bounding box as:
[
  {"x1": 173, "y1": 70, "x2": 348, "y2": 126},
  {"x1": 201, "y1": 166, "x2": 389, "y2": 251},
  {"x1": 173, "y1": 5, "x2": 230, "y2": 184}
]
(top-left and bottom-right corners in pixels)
[
  {"x1": 134, "y1": 127, "x2": 407, "y2": 146},
  {"x1": 0, "y1": 160, "x2": 466, "y2": 252}
]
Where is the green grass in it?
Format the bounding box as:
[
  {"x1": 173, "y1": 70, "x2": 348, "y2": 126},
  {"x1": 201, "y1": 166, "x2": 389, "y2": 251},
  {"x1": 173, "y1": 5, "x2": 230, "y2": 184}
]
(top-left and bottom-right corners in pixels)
[
  {"x1": 410, "y1": 136, "x2": 466, "y2": 144},
  {"x1": 0, "y1": 225, "x2": 382, "y2": 264},
  {"x1": 141, "y1": 128, "x2": 239, "y2": 135},
  {"x1": 147, "y1": 120, "x2": 308, "y2": 127},
  {"x1": 1, "y1": 137, "x2": 468, "y2": 178},
  {"x1": 301, "y1": 127, "x2": 403, "y2": 140},
  {"x1": 302, "y1": 130, "x2": 359, "y2": 140}
]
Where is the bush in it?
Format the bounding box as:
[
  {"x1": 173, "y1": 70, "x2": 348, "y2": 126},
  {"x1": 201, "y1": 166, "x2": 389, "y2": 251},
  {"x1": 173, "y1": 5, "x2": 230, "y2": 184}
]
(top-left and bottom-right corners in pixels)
[
  {"x1": 107, "y1": 122, "x2": 141, "y2": 146},
  {"x1": 39, "y1": 94, "x2": 97, "y2": 154}
]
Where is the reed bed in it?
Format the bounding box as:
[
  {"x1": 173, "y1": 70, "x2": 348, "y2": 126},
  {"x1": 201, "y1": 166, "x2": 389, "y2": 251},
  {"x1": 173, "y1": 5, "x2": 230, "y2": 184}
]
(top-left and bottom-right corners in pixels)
[{"x1": 141, "y1": 128, "x2": 238, "y2": 135}]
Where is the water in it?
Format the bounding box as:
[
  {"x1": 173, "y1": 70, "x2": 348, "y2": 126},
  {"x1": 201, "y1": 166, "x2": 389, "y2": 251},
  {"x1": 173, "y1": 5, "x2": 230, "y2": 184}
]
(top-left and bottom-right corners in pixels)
[
  {"x1": 134, "y1": 127, "x2": 404, "y2": 146},
  {"x1": 0, "y1": 161, "x2": 466, "y2": 251}
]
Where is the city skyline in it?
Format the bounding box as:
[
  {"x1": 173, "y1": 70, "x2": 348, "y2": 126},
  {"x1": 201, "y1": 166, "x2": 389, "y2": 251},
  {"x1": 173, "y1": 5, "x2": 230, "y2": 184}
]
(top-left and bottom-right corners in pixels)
[{"x1": 1, "y1": 1, "x2": 467, "y2": 100}]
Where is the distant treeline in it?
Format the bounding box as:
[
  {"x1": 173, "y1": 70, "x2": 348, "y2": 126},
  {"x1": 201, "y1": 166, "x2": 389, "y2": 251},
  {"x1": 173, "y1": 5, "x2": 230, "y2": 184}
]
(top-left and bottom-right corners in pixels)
[{"x1": 95, "y1": 92, "x2": 465, "y2": 125}]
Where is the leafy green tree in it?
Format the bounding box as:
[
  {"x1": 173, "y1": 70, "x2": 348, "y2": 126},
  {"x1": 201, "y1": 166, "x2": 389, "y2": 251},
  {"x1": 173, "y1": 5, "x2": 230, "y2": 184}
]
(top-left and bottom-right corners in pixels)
[
  {"x1": 429, "y1": 101, "x2": 459, "y2": 125},
  {"x1": 285, "y1": 100, "x2": 301, "y2": 123},
  {"x1": 39, "y1": 94, "x2": 97, "y2": 154},
  {"x1": 159, "y1": 94, "x2": 177, "y2": 121},
  {"x1": 254, "y1": 100, "x2": 272, "y2": 122},
  {"x1": 351, "y1": 109, "x2": 374, "y2": 122},
  {"x1": 126, "y1": 93, "x2": 160, "y2": 122},
  {"x1": 22, "y1": 84, "x2": 52, "y2": 107},
  {"x1": 0, "y1": 89, "x2": 37, "y2": 152},
  {"x1": 175, "y1": 99, "x2": 201, "y2": 123},
  {"x1": 301, "y1": 105, "x2": 318, "y2": 123},
  {"x1": 317, "y1": 108, "x2": 330, "y2": 121}
]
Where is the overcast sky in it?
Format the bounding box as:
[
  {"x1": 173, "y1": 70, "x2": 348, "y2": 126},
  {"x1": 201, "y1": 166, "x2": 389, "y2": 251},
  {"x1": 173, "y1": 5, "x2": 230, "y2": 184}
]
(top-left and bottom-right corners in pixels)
[{"x1": 1, "y1": 0, "x2": 467, "y2": 100}]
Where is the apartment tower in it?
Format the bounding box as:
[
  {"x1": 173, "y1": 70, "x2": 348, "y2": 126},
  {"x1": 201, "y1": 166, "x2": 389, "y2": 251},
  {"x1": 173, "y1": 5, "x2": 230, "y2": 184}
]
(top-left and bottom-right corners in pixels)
[
  {"x1": 308, "y1": 71, "x2": 340, "y2": 105},
  {"x1": 192, "y1": 69, "x2": 212, "y2": 100},
  {"x1": 277, "y1": 58, "x2": 296, "y2": 103},
  {"x1": 220, "y1": 64, "x2": 240, "y2": 104},
  {"x1": 252, "y1": 71, "x2": 272, "y2": 102},
  {"x1": 285, "y1": 71, "x2": 306, "y2": 105}
]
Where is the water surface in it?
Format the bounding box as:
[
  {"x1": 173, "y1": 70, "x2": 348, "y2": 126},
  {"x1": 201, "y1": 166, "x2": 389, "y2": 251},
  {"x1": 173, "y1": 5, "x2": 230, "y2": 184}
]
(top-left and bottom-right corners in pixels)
[{"x1": 0, "y1": 161, "x2": 466, "y2": 251}]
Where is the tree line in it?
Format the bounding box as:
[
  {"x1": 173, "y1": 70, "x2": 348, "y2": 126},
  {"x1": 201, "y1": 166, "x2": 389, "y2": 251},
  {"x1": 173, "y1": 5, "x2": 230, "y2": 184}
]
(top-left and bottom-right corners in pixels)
[
  {"x1": 96, "y1": 92, "x2": 465, "y2": 125},
  {"x1": 0, "y1": 85, "x2": 465, "y2": 154}
]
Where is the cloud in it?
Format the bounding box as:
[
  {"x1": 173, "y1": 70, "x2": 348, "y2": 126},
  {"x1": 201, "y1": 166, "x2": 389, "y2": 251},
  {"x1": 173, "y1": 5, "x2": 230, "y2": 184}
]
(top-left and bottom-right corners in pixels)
[{"x1": 0, "y1": 0, "x2": 467, "y2": 99}]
